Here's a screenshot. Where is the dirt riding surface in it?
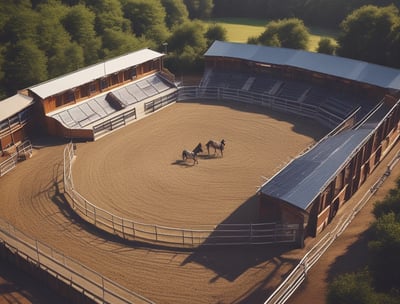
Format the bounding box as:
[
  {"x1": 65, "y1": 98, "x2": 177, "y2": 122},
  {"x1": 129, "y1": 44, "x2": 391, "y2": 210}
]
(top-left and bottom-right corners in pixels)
[{"x1": 1, "y1": 99, "x2": 377, "y2": 304}]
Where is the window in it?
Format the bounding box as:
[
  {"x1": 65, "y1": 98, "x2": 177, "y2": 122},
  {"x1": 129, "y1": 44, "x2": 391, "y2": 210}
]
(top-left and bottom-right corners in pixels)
[
  {"x1": 131, "y1": 67, "x2": 137, "y2": 79},
  {"x1": 66, "y1": 90, "x2": 75, "y2": 103},
  {"x1": 101, "y1": 78, "x2": 108, "y2": 90},
  {"x1": 56, "y1": 95, "x2": 63, "y2": 107},
  {"x1": 111, "y1": 73, "x2": 119, "y2": 85}
]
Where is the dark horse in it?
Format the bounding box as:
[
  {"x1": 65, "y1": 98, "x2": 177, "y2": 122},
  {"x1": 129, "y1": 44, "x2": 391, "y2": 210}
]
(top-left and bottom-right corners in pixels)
[
  {"x1": 206, "y1": 139, "x2": 225, "y2": 157},
  {"x1": 182, "y1": 143, "x2": 203, "y2": 164}
]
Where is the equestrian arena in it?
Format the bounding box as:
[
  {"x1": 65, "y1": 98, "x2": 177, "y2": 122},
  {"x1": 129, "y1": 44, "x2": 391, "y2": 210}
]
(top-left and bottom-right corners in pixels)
[
  {"x1": 2, "y1": 42, "x2": 400, "y2": 303},
  {"x1": 0, "y1": 98, "x2": 329, "y2": 304}
]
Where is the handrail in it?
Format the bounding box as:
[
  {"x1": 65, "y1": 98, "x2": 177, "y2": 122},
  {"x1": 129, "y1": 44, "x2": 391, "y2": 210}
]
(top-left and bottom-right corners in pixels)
[
  {"x1": 0, "y1": 216, "x2": 155, "y2": 304},
  {"x1": 263, "y1": 148, "x2": 400, "y2": 304},
  {"x1": 63, "y1": 141, "x2": 299, "y2": 247}
]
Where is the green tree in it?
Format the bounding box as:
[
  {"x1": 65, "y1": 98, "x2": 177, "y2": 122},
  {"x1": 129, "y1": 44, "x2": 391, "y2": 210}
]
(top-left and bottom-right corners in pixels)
[
  {"x1": 3, "y1": 39, "x2": 48, "y2": 94},
  {"x1": 205, "y1": 24, "x2": 227, "y2": 47},
  {"x1": 256, "y1": 18, "x2": 310, "y2": 50},
  {"x1": 337, "y1": 5, "x2": 400, "y2": 66},
  {"x1": 86, "y1": 0, "x2": 131, "y2": 34},
  {"x1": 369, "y1": 212, "x2": 400, "y2": 291},
  {"x1": 101, "y1": 28, "x2": 146, "y2": 58},
  {"x1": 123, "y1": 0, "x2": 169, "y2": 44},
  {"x1": 166, "y1": 20, "x2": 207, "y2": 73},
  {"x1": 1, "y1": 8, "x2": 39, "y2": 44},
  {"x1": 327, "y1": 271, "x2": 378, "y2": 304},
  {"x1": 317, "y1": 37, "x2": 336, "y2": 55},
  {"x1": 161, "y1": 0, "x2": 189, "y2": 29},
  {"x1": 47, "y1": 42, "x2": 85, "y2": 77},
  {"x1": 0, "y1": 46, "x2": 6, "y2": 99},
  {"x1": 35, "y1": 2, "x2": 84, "y2": 78},
  {"x1": 62, "y1": 4, "x2": 102, "y2": 64},
  {"x1": 183, "y1": 0, "x2": 213, "y2": 19},
  {"x1": 373, "y1": 178, "x2": 400, "y2": 218},
  {"x1": 388, "y1": 23, "x2": 400, "y2": 68}
]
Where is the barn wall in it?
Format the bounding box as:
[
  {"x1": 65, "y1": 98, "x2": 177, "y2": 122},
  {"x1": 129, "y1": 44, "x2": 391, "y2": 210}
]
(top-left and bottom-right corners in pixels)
[
  {"x1": 309, "y1": 95, "x2": 400, "y2": 236},
  {"x1": 0, "y1": 108, "x2": 31, "y2": 153},
  {"x1": 44, "y1": 116, "x2": 94, "y2": 140},
  {"x1": 37, "y1": 60, "x2": 162, "y2": 116},
  {"x1": 259, "y1": 194, "x2": 306, "y2": 227}
]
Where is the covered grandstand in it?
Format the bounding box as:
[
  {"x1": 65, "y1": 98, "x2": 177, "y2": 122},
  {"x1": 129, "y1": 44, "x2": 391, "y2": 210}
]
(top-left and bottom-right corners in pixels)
[
  {"x1": 197, "y1": 41, "x2": 400, "y2": 239},
  {"x1": 26, "y1": 48, "x2": 177, "y2": 140}
]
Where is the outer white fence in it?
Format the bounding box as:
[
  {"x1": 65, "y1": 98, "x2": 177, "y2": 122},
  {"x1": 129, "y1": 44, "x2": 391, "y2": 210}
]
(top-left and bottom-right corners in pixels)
[
  {"x1": 178, "y1": 86, "x2": 350, "y2": 130},
  {"x1": 63, "y1": 142, "x2": 301, "y2": 247},
  {"x1": 0, "y1": 140, "x2": 33, "y2": 177},
  {"x1": 0, "y1": 217, "x2": 155, "y2": 304},
  {"x1": 263, "y1": 148, "x2": 400, "y2": 304}
]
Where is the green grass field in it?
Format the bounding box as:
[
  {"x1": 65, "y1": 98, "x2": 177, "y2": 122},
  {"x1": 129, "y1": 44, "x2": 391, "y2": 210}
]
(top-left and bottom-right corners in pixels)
[{"x1": 204, "y1": 18, "x2": 338, "y2": 52}]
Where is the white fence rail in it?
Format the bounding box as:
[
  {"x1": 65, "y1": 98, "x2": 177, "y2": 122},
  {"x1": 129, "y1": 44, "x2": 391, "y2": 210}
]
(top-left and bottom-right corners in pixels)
[
  {"x1": 63, "y1": 142, "x2": 300, "y2": 247},
  {"x1": 263, "y1": 148, "x2": 400, "y2": 304},
  {"x1": 0, "y1": 140, "x2": 33, "y2": 177},
  {"x1": 0, "y1": 217, "x2": 155, "y2": 304},
  {"x1": 178, "y1": 86, "x2": 350, "y2": 129}
]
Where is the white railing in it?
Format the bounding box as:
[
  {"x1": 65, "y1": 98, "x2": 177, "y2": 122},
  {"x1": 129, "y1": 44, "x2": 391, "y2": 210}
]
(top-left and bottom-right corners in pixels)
[
  {"x1": 177, "y1": 86, "x2": 346, "y2": 129},
  {"x1": 263, "y1": 148, "x2": 400, "y2": 304},
  {"x1": 63, "y1": 142, "x2": 300, "y2": 247},
  {"x1": 0, "y1": 140, "x2": 32, "y2": 177},
  {"x1": 0, "y1": 217, "x2": 155, "y2": 304}
]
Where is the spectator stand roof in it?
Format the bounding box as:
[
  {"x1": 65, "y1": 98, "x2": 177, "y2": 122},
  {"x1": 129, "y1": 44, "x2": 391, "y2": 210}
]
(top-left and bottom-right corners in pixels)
[
  {"x1": 203, "y1": 41, "x2": 400, "y2": 212},
  {"x1": 28, "y1": 48, "x2": 164, "y2": 99},
  {"x1": 0, "y1": 93, "x2": 34, "y2": 122},
  {"x1": 204, "y1": 41, "x2": 400, "y2": 91},
  {"x1": 259, "y1": 102, "x2": 393, "y2": 211}
]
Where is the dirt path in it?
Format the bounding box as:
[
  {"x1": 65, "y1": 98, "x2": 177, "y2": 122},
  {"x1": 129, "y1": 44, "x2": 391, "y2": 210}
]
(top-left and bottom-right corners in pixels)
[
  {"x1": 0, "y1": 100, "x2": 396, "y2": 304},
  {"x1": 287, "y1": 145, "x2": 400, "y2": 304}
]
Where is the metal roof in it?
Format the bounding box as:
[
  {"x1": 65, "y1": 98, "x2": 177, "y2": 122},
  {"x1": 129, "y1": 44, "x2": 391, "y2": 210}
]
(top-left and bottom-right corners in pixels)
[
  {"x1": 259, "y1": 103, "x2": 392, "y2": 210},
  {"x1": 0, "y1": 93, "x2": 34, "y2": 122},
  {"x1": 29, "y1": 48, "x2": 164, "y2": 99},
  {"x1": 205, "y1": 41, "x2": 400, "y2": 91}
]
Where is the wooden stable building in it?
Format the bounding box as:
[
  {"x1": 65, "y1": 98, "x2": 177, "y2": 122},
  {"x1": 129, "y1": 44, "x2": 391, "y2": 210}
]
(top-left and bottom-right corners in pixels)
[
  {"x1": 0, "y1": 94, "x2": 34, "y2": 155},
  {"x1": 25, "y1": 48, "x2": 176, "y2": 140},
  {"x1": 202, "y1": 41, "x2": 400, "y2": 240}
]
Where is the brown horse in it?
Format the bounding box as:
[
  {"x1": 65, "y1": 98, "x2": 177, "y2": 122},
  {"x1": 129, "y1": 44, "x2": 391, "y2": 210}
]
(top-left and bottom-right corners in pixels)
[
  {"x1": 206, "y1": 139, "x2": 225, "y2": 157},
  {"x1": 182, "y1": 143, "x2": 203, "y2": 165}
]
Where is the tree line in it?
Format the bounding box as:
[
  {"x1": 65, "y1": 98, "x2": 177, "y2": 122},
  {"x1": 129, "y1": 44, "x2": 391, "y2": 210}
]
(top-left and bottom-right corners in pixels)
[
  {"x1": 213, "y1": 0, "x2": 400, "y2": 29},
  {"x1": 0, "y1": 0, "x2": 399, "y2": 100},
  {"x1": 0, "y1": 0, "x2": 217, "y2": 98},
  {"x1": 327, "y1": 176, "x2": 400, "y2": 304}
]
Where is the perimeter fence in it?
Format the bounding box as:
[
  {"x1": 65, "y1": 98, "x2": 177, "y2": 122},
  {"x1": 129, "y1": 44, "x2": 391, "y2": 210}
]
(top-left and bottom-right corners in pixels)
[
  {"x1": 263, "y1": 147, "x2": 400, "y2": 304},
  {"x1": 63, "y1": 142, "x2": 301, "y2": 247},
  {"x1": 0, "y1": 140, "x2": 32, "y2": 177},
  {"x1": 177, "y1": 86, "x2": 353, "y2": 130},
  {"x1": 0, "y1": 217, "x2": 155, "y2": 304}
]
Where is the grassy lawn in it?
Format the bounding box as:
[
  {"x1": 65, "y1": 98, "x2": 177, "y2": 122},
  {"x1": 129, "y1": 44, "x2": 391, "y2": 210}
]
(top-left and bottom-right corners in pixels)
[{"x1": 204, "y1": 18, "x2": 338, "y2": 52}]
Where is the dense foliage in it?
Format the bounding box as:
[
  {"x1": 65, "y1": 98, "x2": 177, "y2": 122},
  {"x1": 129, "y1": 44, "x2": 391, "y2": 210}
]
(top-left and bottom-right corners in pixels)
[
  {"x1": 213, "y1": 0, "x2": 400, "y2": 29},
  {"x1": 337, "y1": 5, "x2": 400, "y2": 67},
  {"x1": 248, "y1": 18, "x2": 310, "y2": 50},
  {"x1": 0, "y1": 1, "x2": 399, "y2": 100},
  {"x1": 327, "y1": 177, "x2": 400, "y2": 304},
  {"x1": 0, "y1": 0, "x2": 216, "y2": 98}
]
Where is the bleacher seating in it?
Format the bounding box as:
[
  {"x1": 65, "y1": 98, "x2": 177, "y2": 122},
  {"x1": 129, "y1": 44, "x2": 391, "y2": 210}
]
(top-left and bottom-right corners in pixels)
[
  {"x1": 200, "y1": 69, "x2": 374, "y2": 130},
  {"x1": 250, "y1": 75, "x2": 279, "y2": 94},
  {"x1": 49, "y1": 73, "x2": 176, "y2": 129},
  {"x1": 277, "y1": 81, "x2": 311, "y2": 101}
]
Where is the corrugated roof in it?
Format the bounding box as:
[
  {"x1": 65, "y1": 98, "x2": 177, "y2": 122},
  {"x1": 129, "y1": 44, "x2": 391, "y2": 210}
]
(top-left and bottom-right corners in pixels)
[
  {"x1": 29, "y1": 48, "x2": 163, "y2": 99},
  {"x1": 205, "y1": 41, "x2": 400, "y2": 90},
  {"x1": 260, "y1": 103, "x2": 392, "y2": 210},
  {"x1": 0, "y1": 93, "x2": 34, "y2": 122}
]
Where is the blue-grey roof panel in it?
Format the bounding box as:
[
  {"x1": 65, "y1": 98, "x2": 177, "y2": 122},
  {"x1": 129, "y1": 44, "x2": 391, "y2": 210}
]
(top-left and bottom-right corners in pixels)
[
  {"x1": 204, "y1": 41, "x2": 400, "y2": 90},
  {"x1": 29, "y1": 49, "x2": 163, "y2": 99},
  {"x1": 260, "y1": 103, "x2": 391, "y2": 210}
]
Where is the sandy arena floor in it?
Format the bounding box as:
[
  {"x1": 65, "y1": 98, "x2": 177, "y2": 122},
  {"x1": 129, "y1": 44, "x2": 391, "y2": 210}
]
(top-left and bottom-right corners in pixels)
[{"x1": 1, "y1": 99, "x2": 386, "y2": 304}]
